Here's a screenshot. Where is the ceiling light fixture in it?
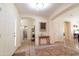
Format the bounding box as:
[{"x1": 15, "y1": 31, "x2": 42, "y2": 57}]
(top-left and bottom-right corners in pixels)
[{"x1": 27, "y1": 3, "x2": 51, "y2": 10}]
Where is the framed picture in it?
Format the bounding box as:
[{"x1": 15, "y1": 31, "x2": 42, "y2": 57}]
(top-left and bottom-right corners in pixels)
[{"x1": 40, "y1": 22, "x2": 46, "y2": 31}]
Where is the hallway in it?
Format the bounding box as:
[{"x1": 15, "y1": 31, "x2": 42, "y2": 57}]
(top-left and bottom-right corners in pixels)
[{"x1": 1, "y1": 3, "x2": 79, "y2": 56}]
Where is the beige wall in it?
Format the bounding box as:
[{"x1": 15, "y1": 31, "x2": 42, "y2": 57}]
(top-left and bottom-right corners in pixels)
[{"x1": 49, "y1": 5, "x2": 79, "y2": 44}]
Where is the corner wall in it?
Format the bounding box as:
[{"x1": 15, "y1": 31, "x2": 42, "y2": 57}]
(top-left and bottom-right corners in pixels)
[{"x1": 49, "y1": 5, "x2": 79, "y2": 44}]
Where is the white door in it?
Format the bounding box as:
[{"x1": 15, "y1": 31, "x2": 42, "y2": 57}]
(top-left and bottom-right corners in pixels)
[
  {"x1": 0, "y1": 4, "x2": 6, "y2": 55},
  {"x1": 0, "y1": 4, "x2": 16, "y2": 55}
]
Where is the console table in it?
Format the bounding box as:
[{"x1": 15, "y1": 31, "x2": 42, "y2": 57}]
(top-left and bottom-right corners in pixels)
[{"x1": 39, "y1": 36, "x2": 50, "y2": 45}]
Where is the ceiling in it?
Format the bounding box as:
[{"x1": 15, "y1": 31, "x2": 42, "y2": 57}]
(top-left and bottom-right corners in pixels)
[{"x1": 15, "y1": 3, "x2": 72, "y2": 18}]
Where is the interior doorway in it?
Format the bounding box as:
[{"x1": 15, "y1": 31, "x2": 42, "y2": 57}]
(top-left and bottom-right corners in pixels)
[
  {"x1": 20, "y1": 17, "x2": 35, "y2": 48},
  {"x1": 64, "y1": 21, "x2": 75, "y2": 48},
  {"x1": 64, "y1": 21, "x2": 71, "y2": 40}
]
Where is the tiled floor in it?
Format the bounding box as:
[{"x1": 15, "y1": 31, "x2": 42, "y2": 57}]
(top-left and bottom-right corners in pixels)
[
  {"x1": 35, "y1": 45, "x2": 79, "y2": 56},
  {"x1": 13, "y1": 39, "x2": 79, "y2": 56},
  {"x1": 13, "y1": 39, "x2": 35, "y2": 56}
]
